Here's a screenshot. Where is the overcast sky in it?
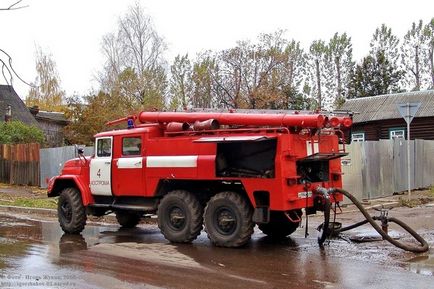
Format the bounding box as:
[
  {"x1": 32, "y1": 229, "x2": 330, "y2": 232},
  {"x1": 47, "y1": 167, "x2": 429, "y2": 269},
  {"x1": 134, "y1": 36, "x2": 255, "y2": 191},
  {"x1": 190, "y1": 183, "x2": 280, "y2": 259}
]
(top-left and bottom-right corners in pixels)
[{"x1": 0, "y1": 0, "x2": 433, "y2": 101}]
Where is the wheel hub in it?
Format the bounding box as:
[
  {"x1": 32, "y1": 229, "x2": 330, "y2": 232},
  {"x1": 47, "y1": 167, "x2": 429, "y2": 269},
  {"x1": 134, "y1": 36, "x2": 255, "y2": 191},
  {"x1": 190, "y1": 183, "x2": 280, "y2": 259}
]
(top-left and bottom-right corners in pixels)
[
  {"x1": 215, "y1": 208, "x2": 236, "y2": 235},
  {"x1": 61, "y1": 201, "x2": 72, "y2": 223},
  {"x1": 168, "y1": 206, "x2": 186, "y2": 230}
]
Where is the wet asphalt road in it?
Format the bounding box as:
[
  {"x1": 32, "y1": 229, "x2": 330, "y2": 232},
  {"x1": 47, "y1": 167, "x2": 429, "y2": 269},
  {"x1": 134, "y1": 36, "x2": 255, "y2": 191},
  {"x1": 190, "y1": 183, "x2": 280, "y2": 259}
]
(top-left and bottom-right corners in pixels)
[{"x1": 0, "y1": 213, "x2": 433, "y2": 289}]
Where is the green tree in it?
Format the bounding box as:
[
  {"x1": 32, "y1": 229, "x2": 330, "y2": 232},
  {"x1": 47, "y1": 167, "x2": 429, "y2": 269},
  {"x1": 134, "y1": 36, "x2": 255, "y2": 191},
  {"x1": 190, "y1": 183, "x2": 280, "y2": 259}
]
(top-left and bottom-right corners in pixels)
[
  {"x1": 370, "y1": 24, "x2": 400, "y2": 66},
  {"x1": 348, "y1": 51, "x2": 403, "y2": 98},
  {"x1": 191, "y1": 53, "x2": 216, "y2": 108},
  {"x1": 308, "y1": 40, "x2": 328, "y2": 110},
  {"x1": 326, "y1": 33, "x2": 354, "y2": 108},
  {"x1": 0, "y1": 121, "x2": 44, "y2": 144},
  {"x1": 169, "y1": 54, "x2": 192, "y2": 110},
  {"x1": 401, "y1": 20, "x2": 429, "y2": 90},
  {"x1": 26, "y1": 47, "x2": 65, "y2": 111},
  {"x1": 423, "y1": 18, "x2": 434, "y2": 88}
]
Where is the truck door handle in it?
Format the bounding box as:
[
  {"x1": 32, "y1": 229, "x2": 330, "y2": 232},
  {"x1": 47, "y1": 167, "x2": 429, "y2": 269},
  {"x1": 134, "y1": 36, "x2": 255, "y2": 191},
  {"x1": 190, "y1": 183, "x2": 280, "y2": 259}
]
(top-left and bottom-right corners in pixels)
[{"x1": 104, "y1": 161, "x2": 111, "y2": 165}]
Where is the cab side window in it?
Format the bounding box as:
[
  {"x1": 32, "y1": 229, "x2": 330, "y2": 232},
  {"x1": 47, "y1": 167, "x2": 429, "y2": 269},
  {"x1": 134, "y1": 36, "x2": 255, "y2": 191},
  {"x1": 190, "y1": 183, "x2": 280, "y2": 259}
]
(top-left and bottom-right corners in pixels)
[
  {"x1": 122, "y1": 137, "x2": 142, "y2": 156},
  {"x1": 97, "y1": 138, "x2": 112, "y2": 157}
]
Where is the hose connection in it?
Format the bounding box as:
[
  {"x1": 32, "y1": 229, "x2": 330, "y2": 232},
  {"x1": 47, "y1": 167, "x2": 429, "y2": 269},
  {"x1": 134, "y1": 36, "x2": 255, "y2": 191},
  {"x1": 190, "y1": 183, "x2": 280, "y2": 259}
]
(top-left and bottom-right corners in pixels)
[{"x1": 313, "y1": 187, "x2": 429, "y2": 253}]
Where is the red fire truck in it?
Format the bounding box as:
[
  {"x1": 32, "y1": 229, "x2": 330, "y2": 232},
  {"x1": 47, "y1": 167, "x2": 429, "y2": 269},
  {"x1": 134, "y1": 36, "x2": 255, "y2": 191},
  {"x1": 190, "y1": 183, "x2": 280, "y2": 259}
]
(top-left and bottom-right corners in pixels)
[{"x1": 47, "y1": 111, "x2": 351, "y2": 247}]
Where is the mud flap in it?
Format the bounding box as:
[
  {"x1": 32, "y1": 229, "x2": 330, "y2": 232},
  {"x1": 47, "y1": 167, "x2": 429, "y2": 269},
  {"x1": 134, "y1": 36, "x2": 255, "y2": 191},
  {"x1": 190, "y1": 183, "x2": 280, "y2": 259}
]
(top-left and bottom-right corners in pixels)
[{"x1": 253, "y1": 206, "x2": 270, "y2": 223}]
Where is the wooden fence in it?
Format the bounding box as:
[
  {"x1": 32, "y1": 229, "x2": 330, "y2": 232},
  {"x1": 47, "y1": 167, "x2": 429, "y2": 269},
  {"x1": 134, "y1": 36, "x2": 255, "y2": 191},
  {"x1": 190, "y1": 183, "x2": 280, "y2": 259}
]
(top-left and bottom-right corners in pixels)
[
  {"x1": 342, "y1": 139, "x2": 434, "y2": 201},
  {"x1": 0, "y1": 143, "x2": 40, "y2": 186}
]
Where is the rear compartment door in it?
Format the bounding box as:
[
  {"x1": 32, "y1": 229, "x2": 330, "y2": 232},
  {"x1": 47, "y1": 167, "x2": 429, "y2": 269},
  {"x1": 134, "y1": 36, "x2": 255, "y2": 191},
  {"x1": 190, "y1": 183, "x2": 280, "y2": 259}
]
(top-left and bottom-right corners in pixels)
[{"x1": 90, "y1": 137, "x2": 113, "y2": 196}]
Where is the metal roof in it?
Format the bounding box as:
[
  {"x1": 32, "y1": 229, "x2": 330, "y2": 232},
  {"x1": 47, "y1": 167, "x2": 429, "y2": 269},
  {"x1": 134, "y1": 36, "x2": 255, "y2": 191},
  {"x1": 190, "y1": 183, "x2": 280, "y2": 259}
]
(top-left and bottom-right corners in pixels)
[
  {"x1": 340, "y1": 90, "x2": 434, "y2": 123},
  {"x1": 0, "y1": 85, "x2": 39, "y2": 126},
  {"x1": 35, "y1": 110, "x2": 68, "y2": 124}
]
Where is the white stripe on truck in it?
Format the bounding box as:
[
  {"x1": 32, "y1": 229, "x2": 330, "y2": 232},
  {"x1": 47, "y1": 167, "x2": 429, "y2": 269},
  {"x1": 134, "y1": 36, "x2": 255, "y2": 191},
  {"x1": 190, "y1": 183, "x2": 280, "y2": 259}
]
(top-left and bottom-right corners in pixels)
[{"x1": 146, "y1": 156, "x2": 198, "y2": 168}]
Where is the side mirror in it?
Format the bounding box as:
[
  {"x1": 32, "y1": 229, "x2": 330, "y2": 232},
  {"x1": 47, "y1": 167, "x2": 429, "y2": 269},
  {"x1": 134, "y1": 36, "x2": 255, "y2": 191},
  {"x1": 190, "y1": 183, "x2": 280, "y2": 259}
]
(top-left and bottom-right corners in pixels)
[{"x1": 75, "y1": 144, "x2": 84, "y2": 156}]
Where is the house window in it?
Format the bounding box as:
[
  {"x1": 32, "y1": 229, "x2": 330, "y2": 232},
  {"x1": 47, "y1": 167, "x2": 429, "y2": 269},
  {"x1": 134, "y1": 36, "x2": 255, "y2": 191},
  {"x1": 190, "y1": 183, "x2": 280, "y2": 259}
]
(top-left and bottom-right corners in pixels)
[
  {"x1": 351, "y1": 132, "x2": 365, "y2": 142},
  {"x1": 389, "y1": 128, "x2": 405, "y2": 140}
]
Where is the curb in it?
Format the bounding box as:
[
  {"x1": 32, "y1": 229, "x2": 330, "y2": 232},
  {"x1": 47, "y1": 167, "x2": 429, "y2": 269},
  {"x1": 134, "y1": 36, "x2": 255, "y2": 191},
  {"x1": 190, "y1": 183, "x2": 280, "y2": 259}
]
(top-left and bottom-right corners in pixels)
[
  {"x1": 0, "y1": 205, "x2": 57, "y2": 218},
  {"x1": 0, "y1": 205, "x2": 157, "y2": 225}
]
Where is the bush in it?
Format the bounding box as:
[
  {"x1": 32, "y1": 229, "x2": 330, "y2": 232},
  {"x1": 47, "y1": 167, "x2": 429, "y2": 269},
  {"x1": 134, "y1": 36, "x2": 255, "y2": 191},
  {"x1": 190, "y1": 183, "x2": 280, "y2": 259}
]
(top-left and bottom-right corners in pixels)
[{"x1": 0, "y1": 121, "x2": 45, "y2": 144}]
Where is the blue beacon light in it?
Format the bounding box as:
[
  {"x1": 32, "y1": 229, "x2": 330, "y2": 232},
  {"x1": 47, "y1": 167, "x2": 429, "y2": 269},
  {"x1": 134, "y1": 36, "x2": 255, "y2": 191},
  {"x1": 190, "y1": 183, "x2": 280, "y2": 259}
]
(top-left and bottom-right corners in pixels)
[{"x1": 127, "y1": 118, "x2": 135, "y2": 129}]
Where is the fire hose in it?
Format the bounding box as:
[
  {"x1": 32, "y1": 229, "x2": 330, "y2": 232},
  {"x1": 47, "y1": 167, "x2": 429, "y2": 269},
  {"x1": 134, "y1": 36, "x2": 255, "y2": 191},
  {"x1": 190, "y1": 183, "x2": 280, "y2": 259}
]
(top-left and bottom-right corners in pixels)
[{"x1": 315, "y1": 187, "x2": 429, "y2": 253}]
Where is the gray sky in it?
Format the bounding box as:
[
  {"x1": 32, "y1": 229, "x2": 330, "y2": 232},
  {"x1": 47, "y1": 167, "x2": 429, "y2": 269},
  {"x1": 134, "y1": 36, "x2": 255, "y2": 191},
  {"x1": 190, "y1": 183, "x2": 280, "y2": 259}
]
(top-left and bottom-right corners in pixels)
[{"x1": 0, "y1": 0, "x2": 433, "y2": 102}]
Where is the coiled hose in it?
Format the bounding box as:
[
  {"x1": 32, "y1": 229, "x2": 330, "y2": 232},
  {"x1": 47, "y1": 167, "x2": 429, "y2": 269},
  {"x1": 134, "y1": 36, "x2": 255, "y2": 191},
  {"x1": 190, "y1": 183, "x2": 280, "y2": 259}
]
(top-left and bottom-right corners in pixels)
[{"x1": 317, "y1": 187, "x2": 429, "y2": 253}]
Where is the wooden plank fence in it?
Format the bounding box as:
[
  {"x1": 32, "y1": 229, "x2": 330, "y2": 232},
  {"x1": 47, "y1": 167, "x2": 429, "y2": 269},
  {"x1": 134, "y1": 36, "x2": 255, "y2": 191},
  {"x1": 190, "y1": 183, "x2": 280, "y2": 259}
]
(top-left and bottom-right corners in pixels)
[
  {"x1": 342, "y1": 139, "x2": 434, "y2": 201},
  {"x1": 0, "y1": 143, "x2": 40, "y2": 186}
]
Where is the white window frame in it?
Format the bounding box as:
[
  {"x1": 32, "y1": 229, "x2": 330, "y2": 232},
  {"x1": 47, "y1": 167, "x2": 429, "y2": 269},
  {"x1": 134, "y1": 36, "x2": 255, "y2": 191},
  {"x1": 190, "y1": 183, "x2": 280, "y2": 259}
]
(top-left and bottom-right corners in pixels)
[
  {"x1": 351, "y1": 132, "x2": 365, "y2": 142},
  {"x1": 390, "y1": 129, "x2": 405, "y2": 140}
]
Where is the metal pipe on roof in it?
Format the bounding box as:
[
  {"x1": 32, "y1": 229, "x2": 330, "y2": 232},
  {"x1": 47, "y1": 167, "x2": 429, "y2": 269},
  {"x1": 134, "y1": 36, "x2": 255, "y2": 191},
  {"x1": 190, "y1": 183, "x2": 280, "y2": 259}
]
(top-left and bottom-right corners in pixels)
[{"x1": 137, "y1": 111, "x2": 327, "y2": 128}]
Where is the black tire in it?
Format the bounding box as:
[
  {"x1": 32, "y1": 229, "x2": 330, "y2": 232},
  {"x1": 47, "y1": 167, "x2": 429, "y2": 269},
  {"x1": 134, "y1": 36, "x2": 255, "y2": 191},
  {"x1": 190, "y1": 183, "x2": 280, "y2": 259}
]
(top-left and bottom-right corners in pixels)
[
  {"x1": 258, "y1": 210, "x2": 301, "y2": 239},
  {"x1": 204, "y1": 192, "x2": 254, "y2": 247},
  {"x1": 157, "y1": 190, "x2": 203, "y2": 243},
  {"x1": 115, "y1": 211, "x2": 141, "y2": 228},
  {"x1": 58, "y1": 187, "x2": 87, "y2": 234}
]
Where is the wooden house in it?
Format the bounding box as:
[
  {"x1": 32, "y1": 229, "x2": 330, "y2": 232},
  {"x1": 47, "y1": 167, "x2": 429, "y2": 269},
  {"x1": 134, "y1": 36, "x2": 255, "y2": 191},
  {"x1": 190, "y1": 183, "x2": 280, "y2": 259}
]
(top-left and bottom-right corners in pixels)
[{"x1": 340, "y1": 90, "x2": 434, "y2": 142}]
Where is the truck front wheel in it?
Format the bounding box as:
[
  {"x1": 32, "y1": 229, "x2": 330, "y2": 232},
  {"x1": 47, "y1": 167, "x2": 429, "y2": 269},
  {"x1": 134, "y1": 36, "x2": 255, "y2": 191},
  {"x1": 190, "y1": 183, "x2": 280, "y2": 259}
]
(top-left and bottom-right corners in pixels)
[
  {"x1": 58, "y1": 187, "x2": 87, "y2": 234},
  {"x1": 157, "y1": 190, "x2": 203, "y2": 243},
  {"x1": 204, "y1": 192, "x2": 254, "y2": 247}
]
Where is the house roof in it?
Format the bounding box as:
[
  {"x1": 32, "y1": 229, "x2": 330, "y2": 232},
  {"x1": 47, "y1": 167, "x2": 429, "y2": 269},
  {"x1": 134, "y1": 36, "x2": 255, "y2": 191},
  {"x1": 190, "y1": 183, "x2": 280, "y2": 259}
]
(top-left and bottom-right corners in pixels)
[
  {"x1": 0, "y1": 85, "x2": 39, "y2": 126},
  {"x1": 340, "y1": 90, "x2": 434, "y2": 123},
  {"x1": 35, "y1": 110, "x2": 68, "y2": 124}
]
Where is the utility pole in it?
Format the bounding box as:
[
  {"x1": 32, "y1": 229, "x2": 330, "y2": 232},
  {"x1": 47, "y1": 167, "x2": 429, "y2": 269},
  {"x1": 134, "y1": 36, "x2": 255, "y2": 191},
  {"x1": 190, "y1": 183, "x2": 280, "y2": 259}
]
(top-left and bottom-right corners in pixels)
[{"x1": 397, "y1": 102, "x2": 421, "y2": 200}]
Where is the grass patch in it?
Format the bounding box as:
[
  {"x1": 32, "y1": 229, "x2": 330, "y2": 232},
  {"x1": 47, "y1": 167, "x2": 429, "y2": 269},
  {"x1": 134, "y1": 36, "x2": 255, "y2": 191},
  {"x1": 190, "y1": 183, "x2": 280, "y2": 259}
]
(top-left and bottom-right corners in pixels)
[
  {"x1": 429, "y1": 186, "x2": 434, "y2": 197},
  {"x1": 0, "y1": 197, "x2": 57, "y2": 209}
]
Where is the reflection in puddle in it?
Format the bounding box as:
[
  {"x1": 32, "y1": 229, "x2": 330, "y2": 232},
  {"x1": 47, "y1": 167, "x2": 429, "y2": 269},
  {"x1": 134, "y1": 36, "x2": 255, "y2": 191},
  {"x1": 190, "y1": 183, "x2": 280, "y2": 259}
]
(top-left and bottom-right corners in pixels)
[{"x1": 407, "y1": 255, "x2": 434, "y2": 276}]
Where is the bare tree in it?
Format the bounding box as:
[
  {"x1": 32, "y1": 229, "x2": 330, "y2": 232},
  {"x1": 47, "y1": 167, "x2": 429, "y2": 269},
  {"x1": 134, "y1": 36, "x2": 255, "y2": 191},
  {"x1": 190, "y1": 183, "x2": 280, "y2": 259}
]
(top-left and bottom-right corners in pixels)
[
  {"x1": 0, "y1": 2, "x2": 31, "y2": 87},
  {"x1": 118, "y1": 3, "x2": 166, "y2": 76},
  {"x1": 0, "y1": 0, "x2": 28, "y2": 11},
  {"x1": 98, "y1": 2, "x2": 167, "y2": 108}
]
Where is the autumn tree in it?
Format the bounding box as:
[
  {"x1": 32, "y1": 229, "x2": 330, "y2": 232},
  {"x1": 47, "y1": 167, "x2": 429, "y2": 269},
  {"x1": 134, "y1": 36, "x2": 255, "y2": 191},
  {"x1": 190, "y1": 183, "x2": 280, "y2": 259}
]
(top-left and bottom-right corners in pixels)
[
  {"x1": 64, "y1": 89, "x2": 139, "y2": 145},
  {"x1": 26, "y1": 47, "x2": 65, "y2": 111},
  {"x1": 205, "y1": 30, "x2": 309, "y2": 110}
]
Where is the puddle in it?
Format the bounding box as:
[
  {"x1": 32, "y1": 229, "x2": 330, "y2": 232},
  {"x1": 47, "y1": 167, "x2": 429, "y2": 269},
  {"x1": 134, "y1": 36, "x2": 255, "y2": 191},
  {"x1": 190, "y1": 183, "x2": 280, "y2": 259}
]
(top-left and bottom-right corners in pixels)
[
  {"x1": 0, "y1": 213, "x2": 432, "y2": 289},
  {"x1": 407, "y1": 254, "x2": 434, "y2": 276}
]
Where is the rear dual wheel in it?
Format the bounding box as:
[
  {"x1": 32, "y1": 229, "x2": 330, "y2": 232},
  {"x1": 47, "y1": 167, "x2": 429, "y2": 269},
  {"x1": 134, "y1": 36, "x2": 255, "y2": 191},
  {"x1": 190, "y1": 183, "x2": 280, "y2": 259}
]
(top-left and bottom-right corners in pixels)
[
  {"x1": 157, "y1": 190, "x2": 203, "y2": 243},
  {"x1": 258, "y1": 210, "x2": 301, "y2": 238},
  {"x1": 204, "y1": 192, "x2": 254, "y2": 247}
]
